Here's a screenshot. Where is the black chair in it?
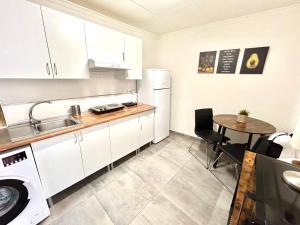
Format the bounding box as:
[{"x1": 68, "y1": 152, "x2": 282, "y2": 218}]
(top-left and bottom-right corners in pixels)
[
  {"x1": 210, "y1": 135, "x2": 283, "y2": 178},
  {"x1": 189, "y1": 108, "x2": 230, "y2": 168}
]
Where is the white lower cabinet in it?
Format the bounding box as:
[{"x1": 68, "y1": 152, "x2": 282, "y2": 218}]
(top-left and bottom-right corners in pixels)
[
  {"x1": 31, "y1": 132, "x2": 84, "y2": 198},
  {"x1": 139, "y1": 110, "x2": 154, "y2": 147},
  {"x1": 32, "y1": 123, "x2": 111, "y2": 198},
  {"x1": 32, "y1": 111, "x2": 154, "y2": 198},
  {"x1": 79, "y1": 123, "x2": 110, "y2": 177},
  {"x1": 110, "y1": 115, "x2": 140, "y2": 162}
]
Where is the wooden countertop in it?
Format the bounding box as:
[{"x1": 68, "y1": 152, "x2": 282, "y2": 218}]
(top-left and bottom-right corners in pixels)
[{"x1": 0, "y1": 103, "x2": 155, "y2": 153}]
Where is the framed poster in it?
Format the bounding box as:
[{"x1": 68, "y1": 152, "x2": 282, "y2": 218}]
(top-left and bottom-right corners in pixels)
[
  {"x1": 198, "y1": 51, "x2": 217, "y2": 73},
  {"x1": 217, "y1": 49, "x2": 240, "y2": 74},
  {"x1": 240, "y1": 47, "x2": 269, "y2": 74}
]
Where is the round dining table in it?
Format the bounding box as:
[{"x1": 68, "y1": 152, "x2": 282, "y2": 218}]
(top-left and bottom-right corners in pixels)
[{"x1": 212, "y1": 114, "x2": 276, "y2": 168}]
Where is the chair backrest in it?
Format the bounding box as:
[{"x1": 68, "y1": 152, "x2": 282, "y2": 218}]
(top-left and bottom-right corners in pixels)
[
  {"x1": 252, "y1": 136, "x2": 283, "y2": 159},
  {"x1": 195, "y1": 108, "x2": 213, "y2": 132}
]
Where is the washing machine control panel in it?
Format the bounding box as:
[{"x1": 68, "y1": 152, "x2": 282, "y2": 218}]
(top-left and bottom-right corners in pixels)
[{"x1": 2, "y1": 151, "x2": 27, "y2": 167}]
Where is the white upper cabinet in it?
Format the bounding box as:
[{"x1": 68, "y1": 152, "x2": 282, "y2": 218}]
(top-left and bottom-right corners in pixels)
[
  {"x1": 0, "y1": 0, "x2": 51, "y2": 79},
  {"x1": 124, "y1": 35, "x2": 143, "y2": 79},
  {"x1": 85, "y1": 21, "x2": 125, "y2": 65},
  {"x1": 79, "y1": 123, "x2": 111, "y2": 177},
  {"x1": 41, "y1": 7, "x2": 89, "y2": 79}
]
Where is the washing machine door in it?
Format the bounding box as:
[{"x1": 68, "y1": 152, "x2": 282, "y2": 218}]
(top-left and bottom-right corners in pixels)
[{"x1": 0, "y1": 179, "x2": 30, "y2": 225}]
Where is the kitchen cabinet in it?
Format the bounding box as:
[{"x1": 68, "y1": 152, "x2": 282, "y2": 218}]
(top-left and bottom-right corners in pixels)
[
  {"x1": 85, "y1": 21, "x2": 125, "y2": 66},
  {"x1": 124, "y1": 35, "x2": 143, "y2": 79},
  {"x1": 110, "y1": 115, "x2": 140, "y2": 162},
  {"x1": 0, "y1": 0, "x2": 51, "y2": 79},
  {"x1": 79, "y1": 123, "x2": 111, "y2": 177},
  {"x1": 41, "y1": 6, "x2": 89, "y2": 79},
  {"x1": 31, "y1": 132, "x2": 84, "y2": 198},
  {"x1": 139, "y1": 110, "x2": 154, "y2": 147}
]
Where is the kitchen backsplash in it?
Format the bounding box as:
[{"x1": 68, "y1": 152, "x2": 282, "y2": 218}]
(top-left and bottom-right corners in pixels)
[
  {"x1": 3, "y1": 93, "x2": 137, "y2": 126},
  {"x1": 0, "y1": 72, "x2": 135, "y2": 105}
]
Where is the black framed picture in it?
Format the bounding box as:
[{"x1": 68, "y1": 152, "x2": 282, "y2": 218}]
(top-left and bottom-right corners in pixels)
[
  {"x1": 240, "y1": 47, "x2": 269, "y2": 74},
  {"x1": 198, "y1": 51, "x2": 217, "y2": 74},
  {"x1": 217, "y1": 49, "x2": 240, "y2": 74}
]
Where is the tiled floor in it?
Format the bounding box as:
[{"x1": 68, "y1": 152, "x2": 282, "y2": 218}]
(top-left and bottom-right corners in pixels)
[{"x1": 40, "y1": 131, "x2": 234, "y2": 225}]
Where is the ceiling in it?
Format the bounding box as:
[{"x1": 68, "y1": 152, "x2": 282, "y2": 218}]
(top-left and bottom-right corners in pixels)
[{"x1": 67, "y1": 0, "x2": 300, "y2": 34}]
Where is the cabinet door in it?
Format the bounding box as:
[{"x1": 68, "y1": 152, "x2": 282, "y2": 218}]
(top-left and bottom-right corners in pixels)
[
  {"x1": 140, "y1": 110, "x2": 154, "y2": 147},
  {"x1": 124, "y1": 35, "x2": 142, "y2": 79},
  {"x1": 31, "y1": 132, "x2": 84, "y2": 198},
  {"x1": 79, "y1": 123, "x2": 111, "y2": 177},
  {"x1": 85, "y1": 21, "x2": 124, "y2": 65},
  {"x1": 0, "y1": 0, "x2": 51, "y2": 78},
  {"x1": 41, "y1": 7, "x2": 89, "y2": 79},
  {"x1": 110, "y1": 115, "x2": 140, "y2": 162}
]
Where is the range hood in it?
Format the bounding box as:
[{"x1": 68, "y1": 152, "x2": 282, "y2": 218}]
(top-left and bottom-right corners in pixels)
[{"x1": 88, "y1": 59, "x2": 131, "y2": 72}]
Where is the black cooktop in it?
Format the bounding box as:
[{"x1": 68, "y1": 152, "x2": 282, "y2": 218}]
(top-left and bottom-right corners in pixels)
[
  {"x1": 89, "y1": 103, "x2": 124, "y2": 114},
  {"x1": 122, "y1": 102, "x2": 137, "y2": 107}
]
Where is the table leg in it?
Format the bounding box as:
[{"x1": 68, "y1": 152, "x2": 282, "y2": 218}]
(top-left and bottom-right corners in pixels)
[
  {"x1": 213, "y1": 126, "x2": 226, "y2": 168},
  {"x1": 213, "y1": 125, "x2": 222, "y2": 151},
  {"x1": 247, "y1": 133, "x2": 253, "y2": 149},
  {"x1": 227, "y1": 176, "x2": 240, "y2": 225}
]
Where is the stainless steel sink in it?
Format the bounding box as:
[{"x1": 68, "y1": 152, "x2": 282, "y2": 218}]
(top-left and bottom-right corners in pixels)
[
  {"x1": 8, "y1": 116, "x2": 81, "y2": 142},
  {"x1": 35, "y1": 118, "x2": 80, "y2": 133}
]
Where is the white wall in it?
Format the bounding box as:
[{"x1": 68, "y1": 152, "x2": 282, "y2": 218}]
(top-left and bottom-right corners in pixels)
[
  {"x1": 156, "y1": 4, "x2": 300, "y2": 139},
  {"x1": 0, "y1": 0, "x2": 158, "y2": 105}
]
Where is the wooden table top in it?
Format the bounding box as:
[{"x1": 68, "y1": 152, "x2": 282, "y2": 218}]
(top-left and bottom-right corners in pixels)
[
  {"x1": 213, "y1": 114, "x2": 276, "y2": 135},
  {"x1": 0, "y1": 103, "x2": 155, "y2": 153}
]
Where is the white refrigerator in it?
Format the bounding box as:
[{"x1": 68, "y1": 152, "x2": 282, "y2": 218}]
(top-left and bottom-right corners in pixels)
[{"x1": 138, "y1": 69, "x2": 171, "y2": 143}]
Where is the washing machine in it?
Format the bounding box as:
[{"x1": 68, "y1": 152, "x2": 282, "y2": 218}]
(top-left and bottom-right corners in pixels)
[{"x1": 0, "y1": 146, "x2": 50, "y2": 225}]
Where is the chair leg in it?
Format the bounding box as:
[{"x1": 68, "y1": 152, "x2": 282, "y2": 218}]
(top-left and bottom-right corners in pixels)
[
  {"x1": 234, "y1": 164, "x2": 239, "y2": 180},
  {"x1": 188, "y1": 138, "x2": 209, "y2": 169},
  {"x1": 209, "y1": 152, "x2": 223, "y2": 171},
  {"x1": 205, "y1": 142, "x2": 209, "y2": 169},
  {"x1": 188, "y1": 139, "x2": 196, "y2": 151}
]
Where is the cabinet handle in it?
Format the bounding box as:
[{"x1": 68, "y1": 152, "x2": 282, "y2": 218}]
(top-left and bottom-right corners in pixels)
[
  {"x1": 46, "y1": 63, "x2": 50, "y2": 75},
  {"x1": 122, "y1": 52, "x2": 125, "y2": 61},
  {"x1": 74, "y1": 133, "x2": 78, "y2": 144},
  {"x1": 53, "y1": 63, "x2": 58, "y2": 75},
  {"x1": 79, "y1": 132, "x2": 83, "y2": 142}
]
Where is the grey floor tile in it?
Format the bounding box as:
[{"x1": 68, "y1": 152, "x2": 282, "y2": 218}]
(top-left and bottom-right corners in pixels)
[
  {"x1": 129, "y1": 153, "x2": 180, "y2": 192},
  {"x1": 208, "y1": 188, "x2": 232, "y2": 225},
  {"x1": 179, "y1": 157, "x2": 224, "y2": 203},
  {"x1": 141, "y1": 195, "x2": 198, "y2": 225},
  {"x1": 149, "y1": 138, "x2": 172, "y2": 152},
  {"x1": 95, "y1": 170, "x2": 156, "y2": 225},
  {"x1": 169, "y1": 131, "x2": 195, "y2": 147},
  {"x1": 129, "y1": 214, "x2": 153, "y2": 225},
  {"x1": 49, "y1": 195, "x2": 114, "y2": 225},
  {"x1": 158, "y1": 142, "x2": 192, "y2": 167},
  {"x1": 160, "y1": 157, "x2": 228, "y2": 225},
  {"x1": 99, "y1": 164, "x2": 132, "y2": 187},
  {"x1": 210, "y1": 165, "x2": 237, "y2": 193},
  {"x1": 161, "y1": 177, "x2": 214, "y2": 225},
  {"x1": 41, "y1": 182, "x2": 94, "y2": 224},
  {"x1": 124, "y1": 149, "x2": 154, "y2": 170}
]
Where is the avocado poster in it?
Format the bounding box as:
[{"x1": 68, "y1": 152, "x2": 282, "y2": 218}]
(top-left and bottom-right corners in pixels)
[
  {"x1": 217, "y1": 49, "x2": 240, "y2": 74},
  {"x1": 198, "y1": 51, "x2": 217, "y2": 73},
  {"x1": 240, "y1": 47, "x2": 269, "y2": 74}
]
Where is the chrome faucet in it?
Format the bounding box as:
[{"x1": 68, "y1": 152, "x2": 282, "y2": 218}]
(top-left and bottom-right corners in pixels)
[{"x1": 29, "y1": 100, "x2": 52, "y2": 127}]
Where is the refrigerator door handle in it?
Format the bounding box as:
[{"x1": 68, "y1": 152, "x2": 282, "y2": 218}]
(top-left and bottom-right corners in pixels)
[{"x1": 153, "y1": 88, "x2": 170, "y2": 90}]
